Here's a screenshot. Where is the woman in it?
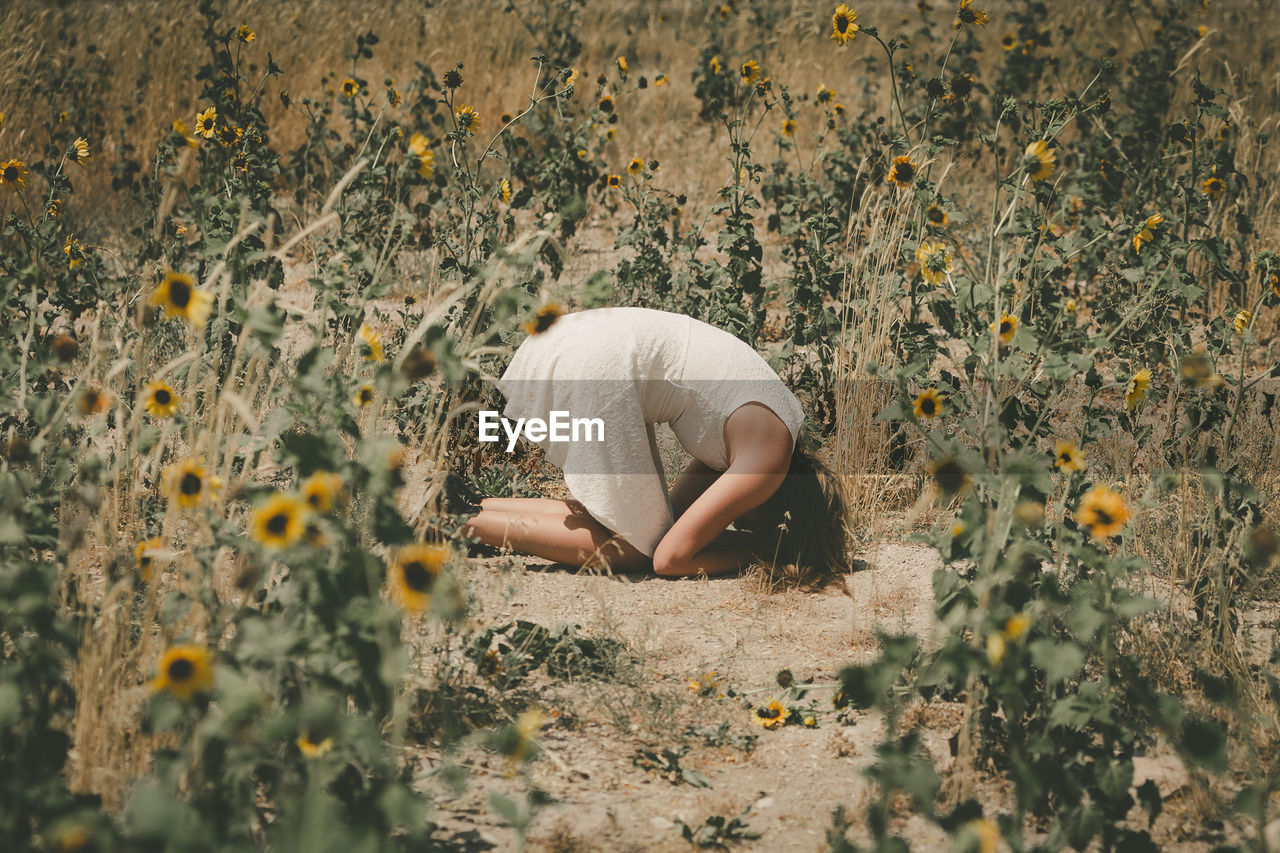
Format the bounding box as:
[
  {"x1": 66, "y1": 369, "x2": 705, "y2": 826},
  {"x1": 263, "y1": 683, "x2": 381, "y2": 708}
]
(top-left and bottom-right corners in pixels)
[{"x1": 463, "y1": 307, "x2": 848, "y2": 578}]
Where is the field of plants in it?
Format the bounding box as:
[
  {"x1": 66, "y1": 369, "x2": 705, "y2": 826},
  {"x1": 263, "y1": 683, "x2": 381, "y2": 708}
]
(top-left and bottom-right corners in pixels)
[{"x1": 3, "y1": 0, "x2": 1280, "y2": 849}]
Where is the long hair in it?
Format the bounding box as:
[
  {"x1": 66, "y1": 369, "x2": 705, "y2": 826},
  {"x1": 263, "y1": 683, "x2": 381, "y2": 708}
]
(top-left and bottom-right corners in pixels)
[{"x1": 740, "y1": 435, "x2": 850, "y2": 584}]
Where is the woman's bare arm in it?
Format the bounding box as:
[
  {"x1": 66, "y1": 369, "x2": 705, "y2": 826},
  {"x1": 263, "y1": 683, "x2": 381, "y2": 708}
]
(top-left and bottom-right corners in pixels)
[{"x1": 668, "y1": 458, "x2": 720, "y2": 519}]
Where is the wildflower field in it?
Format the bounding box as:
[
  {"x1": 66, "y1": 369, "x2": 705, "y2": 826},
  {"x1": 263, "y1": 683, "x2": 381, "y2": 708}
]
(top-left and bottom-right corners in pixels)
[{"x1": 3, "y1": 0, "x2": 1280, "y2": 849}]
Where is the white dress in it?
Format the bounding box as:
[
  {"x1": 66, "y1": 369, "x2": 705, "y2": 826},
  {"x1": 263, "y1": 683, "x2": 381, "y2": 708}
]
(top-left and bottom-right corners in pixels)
[{"x1": 497, "y1": 307, "x2": 805, "y2": 557}]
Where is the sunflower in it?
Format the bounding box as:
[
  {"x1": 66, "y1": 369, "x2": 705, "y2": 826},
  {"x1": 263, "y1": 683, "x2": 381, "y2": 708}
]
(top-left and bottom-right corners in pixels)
[
  {"x1": 1124, "y1": 368, "x2": 1152, "y2": 411},
  {"x1": 251, "y1": 492, "x2": 306, "y2": 549},
  {"x1": 524, "y1": 303, "x2": 565, "y2": 336},
  {"x1": 301, "y1": 472, "x2": 343, "y2": 513},
  {"x1": 501, "y1": 178, "x2": 512, "y2": 203},
  {"x1": 1202, "y1": 175, "x2": 1225, "y2": 199},
  {"x1": 296, "y1": 731, "x2": 334, "y2": 758},
  {"x1": 151, "y1": 270, "x2": 214, "y2": 328},
  {"x1": 168, "y1": 458, "x2": 210, "y2": 510},
  {"x1": 442, "y1": 68, "x2": 464, "y2": 90},
  {"x1": 967, "y1": 819, "x2": 1001, "y2": 853},
  {"x1": 915, "y1": 240, "x2": 953, "y2": 286},
  {"x1": 64, "y1": 235, "x2": 82, "y2": 270},
  {"x1": 606, "y1": 127, "x2": 617, "y2": 141},
  {"x1": 830, "y1": 4, "x2": 859, "y2": 44},
  {"x1": 401, "y1": 345, "x2": 438, "y2": 381},
  {"x1": 887, "y1": 154, "x2": 917, "y2": 188},
  {"x1": 1004, "y1": 612, "x2": 1031, "y2": 641},
  {"x1": 493, "y1": 708, "x2": 546, "y2": 763},
  {"x1": 387, "y1": 87, "x2": 402, "y2": 107},
  {"x1": 1001, "y1": 32, "x2": 1017, "y2": 50},
  {"x1": 1077, "y1": 485, "x2": 1131, "y2": 540},
  {"x1": 136, "y1": 537, "x2": 163, "y2": 583},
  {"x1": 357, "y1": 323, "x2": 385, "y2": 362},
  {"x1": 930, "y1": 457, "x2": 970, "y2": 497},
  {"x1": 1054, "y1": 440, "x2": 1085, "y2": 473},
  {"x1": 627, "y1": 157, "x2": 644, "y2": 175},
  {"x1": 353, "y1": 384, "x2": 375, "y2": 407},
  {"x1": 1180, "y1": 349, "x2": 1221, "y2": 387},
  {"x1": 152, "y1": 645, "x2": 214, "y2": 702},
  {"x1": 341, "y1": 78, "x2": 360, "y2": 98},
  {"x1": 782, "y1": 118, "x2": 796, "y2": 136},
  {"x1": 455, "y1": 104, "x2": 480, "y2": 133},
  {"x1": 951, "y1": 73, "x2": 974, "y2": 99},
  {"x1": 71, "y1": 137, "x2": 90, "y2": 166},
  {"x1": 709, "y1": 55, "x2": 723, "y2": 75},
  {"x1": 926, "y1": 203, "x2": 948, "y2": 227},
  {"x1": 751, "y1": 700, "x2": 791, "y2": 728},
  {"x1": 0, "y1": 158, "x2": 28, "y2": 191},
  {"x1": 688, "y1": 671, "x2": 722, "y2": 697},
  {"x1": 237, "y1": 23, "x2": 255, "y2": 43},
  {"x1": 216, "y1": 124, "x2": 243, "y2": 147},
  {"x1": 607, "y1": 173, "x2": 621, "y2": 189},
  {"x1": 143, "y1": 380, "x2": 180, "y2": 418},
  {"x1": 48, "y1": 198, "x2": 62, "y2": 217},
  {"x1": 389, "y1": 543, "x2": 450, "y2": 612},
  {"x1": 194, "y1": 107, "x2": 217, "y2": 138},
  {"x1": 172, "y1": 119, "x2": 199, "y2": 148},
  {"x1": 913, "y1": 388, "x2": 944, "y2": 419},
  {"x1": 994, "y1": 312, "x2": 1018, "y2": 346},
  {"x1": 78, "y1": 386, "x2": 113, "y2": 416},
  {"x1": 1023, "y1": 140, "x2": 1056, "y2": 181},
  {"x1": 616, "y1": 55, "x2": 628, "y2": 73},
  {"x1": 654, "y1": 73, "x2": 668, "y2": 86},
  {"x1": 598, "y1": 95, "x2": 615, "y2": 114},
  {"x1": 1234, "y1": 309, "x2": 1252, "y2": 335},
  {"x1": 1132, "y1": 212, "x2": 1164, "y2": 253},
  {"x1": 956, "y1": 0, "x2": 990, "y2": 26},
  {"x1": 833, "y1": 102, "x2": 846, "y2": 116},
  {"x1": 740, "y1": 59, "x2": 761, "y2": 84},
  {"x1": 409, "y1": 133, "x2": 435, "y2": 179},
  {"x1": 986, "y1": 632, "x2": 1005, "y2": 665},
  {"x1": 52, "y1": 333, "x2": 78, "y2": 362}
]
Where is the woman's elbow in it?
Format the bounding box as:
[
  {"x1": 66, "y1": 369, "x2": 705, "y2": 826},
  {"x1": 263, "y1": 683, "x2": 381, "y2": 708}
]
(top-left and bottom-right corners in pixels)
[{"x1": 651, "y1": 541, "x2": 693, "y2": 577}]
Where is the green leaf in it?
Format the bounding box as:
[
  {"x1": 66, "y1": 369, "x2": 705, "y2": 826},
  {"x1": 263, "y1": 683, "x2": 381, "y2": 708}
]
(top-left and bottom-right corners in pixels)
[
  {"x1": 1180, "y1": 716, "x2": 1227, "y2": 773},
  {"x1": 1029, "y1": 639, "x2": 1085, "y2": 684}
]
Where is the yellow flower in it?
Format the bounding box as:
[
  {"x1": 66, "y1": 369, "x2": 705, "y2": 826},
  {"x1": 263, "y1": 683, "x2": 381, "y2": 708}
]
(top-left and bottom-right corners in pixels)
[
  {"x1": 357, "y1": 323, "x2": 385, "y2": 362},
  {"x1": 688, "y1": 671, "x2": 722, "y2": 697},
  {"x1": 782, "y1": 118, "x2": 796, "y2": 136},
  {"x1": 956, "y1": 0, "x2": 991, "y2": 26},
  {"x1": 1132, "y1": 212, "x2": 1164, "y2": 253},
  {"x1": 994, "y1": 312, "x2": 1018, "y2": 345},
  {"x1": 296, "y1": 732, "x2": 334, "y2": 758},
  {"x1": 887, "y1": 154, "x2": 916, "y2": 188},
  {"x1": 1023, "y1": 140, "x2": 1056, "y2": 181},
  {"x1": 353, "y1": 384, "x2": 375, "y2": 407},
  {"x1": 498, "y1": 708, "x2": 546, "y2": 763},
  {"x1": 136, "y1": 537, "x2": 163, "y2": 583},
  {"x1": 417, "y1": 149, "x2": 435, "y2": 179},
  {"x1": 830, "y1": 4, "x2": 859, "y2": 44},
  {"x1": 389, "y1": 543, "x2": 450, "y2": 612},
  {"x1": 301, "y1": 472, "x2": 343, "y2": 513},
  {"x1": 833, "y1": 102, "x2": 846, "y2": 116},
  {"x1": 627, "y1": 157, "x2": 644, "y2": 175},
  {"x1": 740, "y1": 59, "x2": 761, "y2": 84},
  {"x1": 48, "y1": 198, "x2": 62, "y2": 217},
  {"x1": 1054, "y1": 440, "x2": 1085, "y2": 473},
  {"x1": 194, "y1": 107, "x2": 217, "y2": 138},
  {"x1": 455, "y1": 103, "x2": 481, "y2": 133},
  {"x1": 77, "y1": 387, "x2": 113, "y2": 416},
  {"x1": 1004, "y1": 612, "x2": 1031, "y2": 641},
  {"x1": 71, "y1": 137, "x2": 89, "y2": 166},
  {"x1": 409, "y1": 132, "x2": 430, "y2": 158},
  {"x1": 442, "y1": 68, "x2": 464, "y2": 90},
  {"x1": 816, "y1": 84, "x2": 835, "y2": 103},
  {"x1": 387, "y1": 87, "x2": 402, "y2": 107},
  {"x1": 913, "y1": 388, "x2": 944, "y2": 419},
  {"x1": 168, "y1": 458, "x2": 210, "y2": 510},
  {"x1": 709, "y1": 55, "x2": 723, "y2": 75},
  {"x1": 341, "y1": 78, "x2": 360, "y2": 98},
  {"x1": 152, "y1": 645, "x2": 214, "y2": 701},
  {"x1": 64, "y1": 235, "x2": 83, "y2": 270},
  {"x1": 598, "y1": 95, "x2": 615, "y2": 114},
  {"x1": 525, "y1": 303, "x2": 564, "y2": 335},
  {"x1": 915, "y1": 240, "x2": 953, "y2": 285},
  {"x1": 967, "y1": 818, "x2": 1001, "y2": 853},
  {"x1": 143, "y1": 380, "x2": 180, "y2": 418},
  {"x1": 986, "y1": 632, "x2": 1006, "y2": 665},
  {"x1": 251, "y1": 492, "x2": 306, "y2": 549},
  {"x1": 926, "y1": 204, "x2": 948, "y2": 227},
  {"x1": 1064, "y1": 297, "x2": 1077, "y2": 313},
  {"x1": 1233, "y1": 309, "x2": 1252, "y2": 334},
  {"x1": 616, "y1": 55, "x2": 628, "y2": 73},
  {"x1": 752, "y1": 700, "x2": 791, "y2": 728},
  {"x1": 151, "y1": 270, "x2": 213, "y2": 328},
  {"x1": 1077, "y1": 485, "x2": 1132, "y2": 540},
  {"x1": 173, "y1": 119, "x2": 199, "y2": 149},
  {"x1": 577, "y1": 149, "x2": 587, "y2": 159},
  {"x1": 566, "y1": 67, "x2": 580, "y2": 87},
  {"x1": 237, "y1": 24, "x2": 256, "y2": 43},
  {"x1": 1202, "y1": 175, "x2": 1225, "y2": 199},
  {"x1": 1124, "y1": 368, "x2": 1152, "y2": 410},
  {"x1": 501, "y1": 178, "x2": 512, "y2": 203},
  {"x1": 216, "y1": 124, "x2": 243, "y2": 147},
  {"x1": 1001, "y1": 32, "x2": 1017, "y2": 50},
  {"x1": 606, "y1": 127, "x2": 617, "y2": 141},
  {"x1": 0, "y1": 158, "x2": 29, "y2": 191}
]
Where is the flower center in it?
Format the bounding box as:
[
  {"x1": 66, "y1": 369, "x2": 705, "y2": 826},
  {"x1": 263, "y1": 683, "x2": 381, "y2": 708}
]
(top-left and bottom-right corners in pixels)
[
  {"x1": 180, "y1": 472, "x2": 202, "y2": 496},
  {"x1": 921, "y1": 398, "x2": 936, "y2": 415},
  {"x1": 168, "y1": 658, "x2": 194, "y2": 681},
  {"x1": 169, "y1": 278, "x2": 191, "y2": 309},
  {"x1": 266, "y1": 512, "x2": 289, "y2": 536},
  {"x1": 154, "y1": 389, "x2": 171, "y2": 405},
  {"x1": 2, "y1": 166, "x2": 16, "y2": 181},
  {"x1": 1094, "y1": 509, "x2": 1114, "y2": 526},
  {"x1": 403, "y1": 560, "x2": 435, "y2": 592},
  {"x1": 836, "y1": 15, "x2": 850, "y2": 32}
]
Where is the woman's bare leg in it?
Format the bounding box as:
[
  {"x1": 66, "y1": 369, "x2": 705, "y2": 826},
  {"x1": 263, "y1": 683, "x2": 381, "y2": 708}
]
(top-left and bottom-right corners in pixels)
[
  {"x1": 479, "y1": 497, "x2": 579, "y2": 515},
  {"x1": 463, "y1": 508, "x2": 649, "y2": 572}
]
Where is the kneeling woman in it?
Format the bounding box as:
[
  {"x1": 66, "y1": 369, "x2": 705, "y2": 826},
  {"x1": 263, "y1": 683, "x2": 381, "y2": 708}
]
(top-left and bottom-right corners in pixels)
[{"x1": 463, "y1": 307, "x2": 848, "y2": 578}]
